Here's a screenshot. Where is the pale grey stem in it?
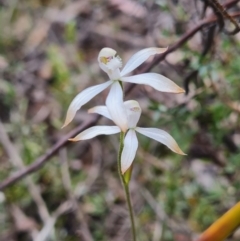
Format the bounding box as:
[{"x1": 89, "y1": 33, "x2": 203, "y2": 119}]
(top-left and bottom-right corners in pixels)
[
  {"x1": 140, "y1": 186, "x2": 193, "y2": 238},
  {"x1": 10, "y1": 204, "x2": 39, "y2": 240},
  {"x1": 0, "y1": 119, "x2": 50, "y2": 223},
  {"x1": 34, "y1": 201, "x2": 73, "y2": 241},
  {"x1": 59, "y1": 147, "x2": 94, "y2": 241},
  {"x1": 35, "y1": 142, "x2": 102, "y2": 241}
]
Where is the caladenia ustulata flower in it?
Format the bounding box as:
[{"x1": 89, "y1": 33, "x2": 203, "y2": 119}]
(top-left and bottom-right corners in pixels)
[
  {"x1": 62, "y1": 47, "x2": 185, "y2": 132},
  {"x1": 69, "y1": 100, "x2": 185, "y2": 174}
]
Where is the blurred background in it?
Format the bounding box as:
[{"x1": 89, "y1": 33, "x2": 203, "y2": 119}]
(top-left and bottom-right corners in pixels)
[{"x1": 0, "y1": 0, "x2": 240, "y2": 240}]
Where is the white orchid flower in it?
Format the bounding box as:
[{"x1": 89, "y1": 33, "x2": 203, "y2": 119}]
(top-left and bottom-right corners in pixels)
[
  {"x1": 70, "y1": 100, "x2": 185, "y2": 174},
  {"x1": 63, "y1": 47, "x2": 185, "y2": 132}
]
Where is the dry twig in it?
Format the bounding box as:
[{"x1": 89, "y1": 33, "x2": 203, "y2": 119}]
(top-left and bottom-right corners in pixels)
[
  {"x1": 0, "y1": 119, "x2": 50, "y2": 223},
  {"x1": 0, "y1": 0, "x2": 240, "y2": 190}
]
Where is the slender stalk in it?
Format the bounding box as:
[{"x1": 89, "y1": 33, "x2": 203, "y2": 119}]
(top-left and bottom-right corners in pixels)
[
  {"x1": 118, "y1": 131, "x2": 137, "y2": 241},
  {"x1": 123, "y1": 180, "x2": 136, "y2": 241}
]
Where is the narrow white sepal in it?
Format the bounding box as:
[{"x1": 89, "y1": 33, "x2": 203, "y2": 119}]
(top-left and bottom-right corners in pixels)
[
  {"x1": 88, "y1": 105, "x2": 112, "y2": 120},
  {"x1": 121, "y1": 130, "x2": 138, "y2": 173},
  {"x1": 69, "y1": 126, "x2": 121, "y2": 141},
  {"x1": 120, "y1": 47, "x2": 167, "y2": 77},
  {"x1": 135, "y1": 127, "x2": 186, "y2": 155},
  {"x1": 122, "y1": 73, "x2": 185, "y2": 93},
  {"x1": 62, "y1": 80, "x2": 112, "y2": 128},
  {"x1": 106, "y1": 81, "x2": 128, "y2": 132}
]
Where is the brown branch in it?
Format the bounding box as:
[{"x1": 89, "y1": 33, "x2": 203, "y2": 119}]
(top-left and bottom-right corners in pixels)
[
  {"x1": 1, "y1": 9, "x2": 240, "y2": 191},
  {"x1": 212, "y1": 0, "x2": 240, "y2": 34},
  {"x1": 141, "y1": 11, "x2": 240, "y2": 74},
  {"x1": 0, "y1": 120, "x2": 50, "y2": 223},
  {"x1": 0, "y1": 114, "x2": 100, "y2": 190}
]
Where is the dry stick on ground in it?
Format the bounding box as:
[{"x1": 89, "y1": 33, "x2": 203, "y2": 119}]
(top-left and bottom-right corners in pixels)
[
  {"x1": 34, "y1": 144, "x2": 102, "y2": 241},
  {"x1": 0, "y1": 120, "x2": 50, "y2": 223},
  {"x1": 33, "y1": 150, "x2": 84, "y2": 241},
  {"x1": 59, "y1": 148, "x2": 94, "y2": 241},
  {"x1": 0, "y1": 9, "x2": 240, "y2": 191},
  {"x1": 34, "y1": 201, "x2": 73, "y2": 241},
  {"x1": 0, "y1": 114, "x2": 100, "y2": 190},
  {"x1": 140, "y1": 187, "x2": 194, "y2": 240}
]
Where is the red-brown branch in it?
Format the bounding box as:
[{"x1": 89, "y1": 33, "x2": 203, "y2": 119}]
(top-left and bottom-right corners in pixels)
[{"x1": 0, "y1": 6, "x2": 240, "y2": 191}]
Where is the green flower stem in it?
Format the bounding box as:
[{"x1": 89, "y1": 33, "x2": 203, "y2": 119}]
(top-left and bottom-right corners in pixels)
[
  {"x1": 118, "y1": 131, "x2": 136, "y2": 241},
  {"x1": 123, "y1": 179, "x2": 136, "y2": 241}
]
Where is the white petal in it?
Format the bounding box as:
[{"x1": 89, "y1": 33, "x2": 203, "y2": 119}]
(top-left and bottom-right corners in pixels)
[
  {"x1": 106, "y1": 82, "x2": 128, "y2": 132},
  {"x1": 69, "y1": 126, "x2": 121, "y2": 141},
  {"x1": 122, "y1": 73, "x2": 185, "y2": 93},
  {"x1": 88, "y1": 105, "x2": 112, "y2": 120},
  {"x1": 120, "y1": 47, "x2": 167, "y2": 77},
  {"x1": 135, "y1": 127, "x2": 185, "y2": 155},
  {"x1": 62, "y1": 80, "x2": 112, "y2": 128},
  {"x1": 124, "y1": 100, "x2": 141, "y2": 128},
  {"x1": 121, "y1": 130, "x2": 138, "y2": 173}
]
